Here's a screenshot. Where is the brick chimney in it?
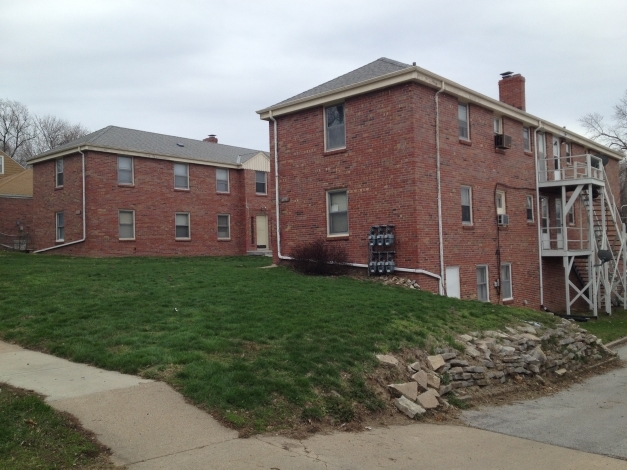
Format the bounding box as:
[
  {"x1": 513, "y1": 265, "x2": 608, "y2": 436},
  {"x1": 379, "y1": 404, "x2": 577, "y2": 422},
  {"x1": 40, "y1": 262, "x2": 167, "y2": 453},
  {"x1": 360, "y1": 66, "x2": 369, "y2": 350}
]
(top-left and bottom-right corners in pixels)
[
  {"x1": 498, "y1": 73, "x2": 526, "y2": 111},
  {"x1": 203, "y1": 134, "x2": 218, "y2": 143}
]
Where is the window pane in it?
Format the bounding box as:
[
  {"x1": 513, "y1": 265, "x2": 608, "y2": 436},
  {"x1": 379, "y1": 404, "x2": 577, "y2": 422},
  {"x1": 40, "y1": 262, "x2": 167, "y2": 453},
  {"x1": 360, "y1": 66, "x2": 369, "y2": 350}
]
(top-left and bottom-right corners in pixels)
[
  {"x1": 218, "y1": 215, "x2": 230, "y2": 238},
  {"x1": 255, "y1": 171, "x2": 266, "y2": 193},
  {"x1": 119, "y1": 212, "x2": 133, "y2": 225},
  {"x1": 501, "y1": 264, "x2": 512, "y2": 299},
  {"x1": 118, "y1": 157, "x2": 133, "y2": 184},
  {"x1": 57, "y1": 212, "x2": 64, "y2": 227},
  {"x1": 118, "y1": 157, "x2": 132, "y2": 170},
  {"x1": 217, "y1": 169, "x2": 229, "y2": 192},
  {"x1": 326, "y1": 104, "x2": 346, "y2": 150},
  {"x1": 330, "y1": 192, "x2": 347, "y2": 212},
  {"x1": 174, "y1": 163, "x2": 187, "y2": 176},
  {"x1": 175, "y1": 213, "x2": 190, "y2": 239},
  {"x1": 461, "y1": 187, "x2": 470, "y2": 205},
  {"x1": 176, "y1": 214, "x2": 188, "y2": 226},
  {"x1": 330, "y1": 212, "x2": 348, "y2": 233},
  {"x1": 175, "y1": 226, "x2": 189, "y2": 238},
  {"x1": 458, "y1": 103, "x2": 468, "y2": 139}
]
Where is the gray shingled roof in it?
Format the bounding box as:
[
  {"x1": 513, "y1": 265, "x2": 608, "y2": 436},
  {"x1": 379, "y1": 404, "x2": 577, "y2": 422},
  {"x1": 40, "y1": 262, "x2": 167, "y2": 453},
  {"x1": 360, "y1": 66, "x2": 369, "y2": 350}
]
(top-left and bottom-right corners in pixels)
[
  {"x1": 269, "y1": 58, "x2": 413, "y2": 108},
  {"x1": 29, "y1": 126, "x2": 267, "y2": 165}
]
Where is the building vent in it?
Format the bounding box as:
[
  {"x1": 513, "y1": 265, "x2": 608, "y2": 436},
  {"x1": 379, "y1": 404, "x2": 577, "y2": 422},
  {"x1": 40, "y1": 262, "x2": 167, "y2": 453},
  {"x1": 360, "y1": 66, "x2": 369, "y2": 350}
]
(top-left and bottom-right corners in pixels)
[
  {"x1": 497, "y1": 214, "x2": 509, "y2": 226},
  {"x1": 495, "y1": 134, "x2": 512, "y2": 149}
]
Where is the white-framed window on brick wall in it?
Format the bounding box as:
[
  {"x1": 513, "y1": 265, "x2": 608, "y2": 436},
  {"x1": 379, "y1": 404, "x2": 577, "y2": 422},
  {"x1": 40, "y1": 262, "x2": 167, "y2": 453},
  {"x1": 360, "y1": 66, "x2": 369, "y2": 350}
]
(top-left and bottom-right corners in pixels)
[
  {"x1": 174, "y1": 163, "x2": 189, "y2": 190},
  {"x1": 0, "y1": 154, "x2": 4, "y2": 174},
  {"x1": 526, "y1": 195, "x2": 534, "y2": 222},
  {"x1": 175, "y1": 212, "x2": 190, "y2": 239},
  {"x1": 461, "y1": 186, "x2": 472, "y2": 225},
  {"x1": 216, "y1": 168, "x2": 229, "y2": 192},
  {"x1": 118, "y1": 156, "x2": 134, "y2": 185},
  {"x1": 56, "y1": 211, "x2": 65, "y2": 241},
  {"x1": 56, "y1": 158, "x2": 64, "y2": 187},
  {"x1": 255, "y1": 171, "x2": 267, "y2": 194},
  {"x1": 325, "y1": 103, "x2": 346, "y2": 151},
  {"x1": 476, "y1": 265, "x2": 489, "y2": 302},
  {"x1": 458, "y1": 102, "x2": 469, "y2": 140},
  {"x1": 496, "y1": 190, "x2": 506, "y2": 215},
  {"x1": 327, "y1": 189, "x2": 348, "y2": 235},
  {"x1": 501, "y1": 263, "x2": 513, "y2": 301},
  {"x1": 118, "y1": 210, "x2": 135, "y2": 240},
  {"x1": 217, "y1": 214, "x2": 230, "y2": 239},
  {"x1": 523, "y1": 127, "x2": 531, "y2": 152}
]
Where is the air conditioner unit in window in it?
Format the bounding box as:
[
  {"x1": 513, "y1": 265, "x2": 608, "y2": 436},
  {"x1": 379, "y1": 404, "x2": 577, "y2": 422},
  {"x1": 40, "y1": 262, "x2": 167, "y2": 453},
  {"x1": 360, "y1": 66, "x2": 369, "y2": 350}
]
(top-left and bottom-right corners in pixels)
[
  {"x1": 497, "y1": 214, "x2": 509, "y2": 226},
  {"x1": 495, "y1": 134, "x2": 512, "y2": 149}
]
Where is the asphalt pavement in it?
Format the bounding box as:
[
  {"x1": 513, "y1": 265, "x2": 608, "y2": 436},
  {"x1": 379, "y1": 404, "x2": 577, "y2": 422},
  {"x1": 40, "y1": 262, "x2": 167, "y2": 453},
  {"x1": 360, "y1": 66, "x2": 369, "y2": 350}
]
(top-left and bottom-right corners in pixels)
[{"x1": 463, "y1": 344, "x2": 627, "y2": 461}]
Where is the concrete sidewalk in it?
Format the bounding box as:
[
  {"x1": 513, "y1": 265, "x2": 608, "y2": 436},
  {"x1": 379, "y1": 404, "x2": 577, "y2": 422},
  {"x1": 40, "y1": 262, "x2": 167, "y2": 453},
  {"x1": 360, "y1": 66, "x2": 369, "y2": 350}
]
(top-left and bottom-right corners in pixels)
[{"x1": 1, "y1": 340, "x2": 626, "y2": 469}]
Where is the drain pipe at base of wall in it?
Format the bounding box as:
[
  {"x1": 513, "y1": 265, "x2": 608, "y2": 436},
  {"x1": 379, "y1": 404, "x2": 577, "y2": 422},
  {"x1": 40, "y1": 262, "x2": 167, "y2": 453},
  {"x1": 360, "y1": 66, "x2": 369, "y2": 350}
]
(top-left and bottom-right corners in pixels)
[
  {"x1": 34, "y1": 147, "x2": 86, "y2": 253},
  {"x1": 533, "y1": 122, "x2": 545, "y2": 307},
  {"x1": 268, "y1": 112, "x2": 442, "y2": 286}
]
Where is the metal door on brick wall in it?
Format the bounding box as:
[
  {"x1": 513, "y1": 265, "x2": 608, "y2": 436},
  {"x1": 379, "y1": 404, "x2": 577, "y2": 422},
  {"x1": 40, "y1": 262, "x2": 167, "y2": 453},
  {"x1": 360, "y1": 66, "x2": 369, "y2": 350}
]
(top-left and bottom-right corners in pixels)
[
  {"x1": 256, "y1": 215, "x2": 268, "y2": 249},
  {"x1": 446, "y1": 266, "x2": 460, "y2": 299}
]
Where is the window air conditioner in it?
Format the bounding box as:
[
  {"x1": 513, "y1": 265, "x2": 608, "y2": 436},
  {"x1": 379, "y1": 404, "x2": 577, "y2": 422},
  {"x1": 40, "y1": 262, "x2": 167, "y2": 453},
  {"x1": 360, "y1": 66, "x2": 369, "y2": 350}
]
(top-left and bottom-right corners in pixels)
[
  {"x1": 497, "y1": 214, "x2": 509, "y2": 226},
  {"x1": 495, "y1": 134, "x2": 512, "y2": 149}
]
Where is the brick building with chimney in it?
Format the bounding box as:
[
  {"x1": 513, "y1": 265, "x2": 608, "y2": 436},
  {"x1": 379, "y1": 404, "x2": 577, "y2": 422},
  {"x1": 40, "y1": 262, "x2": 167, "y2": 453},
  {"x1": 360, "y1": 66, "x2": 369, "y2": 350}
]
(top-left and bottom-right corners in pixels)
[
  {"x1": 26, "y1": 126, "x2": 273, "y2": 257},
  {"x1": 258, "y1": 58, "x2": 625, "y2": 315}
]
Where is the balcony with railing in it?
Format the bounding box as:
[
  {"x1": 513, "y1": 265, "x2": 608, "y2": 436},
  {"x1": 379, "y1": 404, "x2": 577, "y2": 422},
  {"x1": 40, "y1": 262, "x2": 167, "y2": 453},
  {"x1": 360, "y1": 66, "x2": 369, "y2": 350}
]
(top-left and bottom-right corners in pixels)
[
  {"x1": 538, "y1": 154, "x2": 604, "y2": 188},
  {"x1": 540, "y1": 226, "x2": 592, "y2": 257}
]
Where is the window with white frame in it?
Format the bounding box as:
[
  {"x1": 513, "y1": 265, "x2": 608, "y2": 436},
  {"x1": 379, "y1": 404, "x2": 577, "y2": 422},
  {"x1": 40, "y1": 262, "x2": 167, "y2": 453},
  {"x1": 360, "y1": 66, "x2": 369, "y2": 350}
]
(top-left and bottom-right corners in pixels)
[
  {"x1": 118, "y1": 210, "x2": 135, "y2": 239},
  {"x1": 175, "y1": 212, "x2": 190, "y2": 239},
  {"x1": 327, "y1": 190, "x2": 348, "y2": 235},
  {"x1": 56, "y1": 158, "x2": 64, "y2": 187},
  {"x1": 216, "y1": 168, "x2": 229, "y2": 192},
  {"x1": 476, "y1": 265, "x2": 489, "y2": 302},
  {"x1": 565, "y1": 142, "x2": 572, "y2": 164},
  {"x1": 501, "y1": 263, "x2": 513, "y2": 300},
  {"x1": 523, "y1": 127, "x2": 531, "y2": 152},
  {"x1": 174, "y1": 163, "x2": 189, "y2": 189},
  {"x1": 0, "y1": 155, "x2": 4, "y2": 174},
  {"x1": 255, "y1": 171, "x2": 267, "y2": 194},
  {"x1": 458, "y1": 102, "x2": 469, "y2": 140},
  {"x1": 526, "y1": 195, "x2": 534, "y2": 222},
  {"x1": 56, "y1": 212, "x2": 64, "y2": 241},
  {"x1": 118, "y1": 156, "x2": 133, "y2": 185},
  {"x1": 217, "y1": 214, "x2": 230, "y2": 239},
  {"x1": 493, "y1": 116, "x2": 502, "y2": 134},
  {"x1": 496, "y1": 190, "x2": 506, "y2": 215},
  {"x1": 461, "y1": 186, "x2": 472, "y2": 224},
  {"x1": 325, "y1": 103, "x2": 345, "y2": 151}
]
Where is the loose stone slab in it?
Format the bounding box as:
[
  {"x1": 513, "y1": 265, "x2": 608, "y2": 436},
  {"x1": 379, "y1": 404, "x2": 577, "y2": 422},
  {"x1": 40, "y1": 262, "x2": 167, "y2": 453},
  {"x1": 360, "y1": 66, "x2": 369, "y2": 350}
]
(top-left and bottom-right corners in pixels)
[
  {"x1": 449, "y1": 359, "x2": 469, "y2": 367},
  {"x1": 465, "y1": 346, "x2": 481, "y2": 358},
  {"x1": 440, "y1": 352, "x2": 457, "y2": 361},
  {"x1": 376, "y1": 354, "x2": 399, "y2": 367},
  {"x1": 427, "y1": 355, "x2": 445, "y2": 371},
  {"x1": 411, "y1": 370, "x2": 429, "y2": 392},
  {"x1": 426, "y1": 372, "x2": 441, "y2": 390},
  {"x1": 409, "y1": 361, "x2": 422, "y2": 372},
  {"x1": 416, "y1": 389, "x2": 440, "y2": 409},
  {"x1": 439, "y1": 384, "x2": 452, "y2": 395},
  {"x1": 394, "y1": 396, "x2": 426, "y2": 419},
  {"x1": 555, "y1": 368, "x2": 568, "y2": 376},
  {"x1": 388, "y1": 382, "x2": 418, "y2": 401},
  {"x1": 458, "y1": 334, "x2": 473, "y2": 342}
]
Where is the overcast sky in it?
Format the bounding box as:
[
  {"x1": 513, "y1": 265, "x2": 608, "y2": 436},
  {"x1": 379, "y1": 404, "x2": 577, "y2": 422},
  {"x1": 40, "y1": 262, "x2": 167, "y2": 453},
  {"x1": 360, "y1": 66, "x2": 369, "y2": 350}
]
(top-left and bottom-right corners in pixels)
[{"x1": 2, "y1": 0, "x2": 625, "y2": 152}]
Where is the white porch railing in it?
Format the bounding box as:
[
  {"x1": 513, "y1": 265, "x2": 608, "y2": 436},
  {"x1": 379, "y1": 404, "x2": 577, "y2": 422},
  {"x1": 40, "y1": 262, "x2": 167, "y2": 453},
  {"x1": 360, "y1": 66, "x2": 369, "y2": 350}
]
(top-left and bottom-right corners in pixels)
[
  {"x1": 540, "y1": 226, "x2": 591, "y2": 252},
  {"x1": 538, "y1": 154, "x2": 603, "y2": 184}
]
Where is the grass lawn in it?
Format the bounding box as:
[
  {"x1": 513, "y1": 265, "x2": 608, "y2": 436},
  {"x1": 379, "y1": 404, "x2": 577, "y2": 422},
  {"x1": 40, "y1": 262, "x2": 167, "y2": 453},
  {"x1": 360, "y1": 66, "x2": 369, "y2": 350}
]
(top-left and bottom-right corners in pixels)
[
  {"x1": 0, "y1": 253, "x2": 558, "y2": 432},
  {"x1": 0, "y1": 383, "x2": 113, "y2": 469},
  {"x1": 578, "y1": 309, "x2": 627, "y2": 344}
]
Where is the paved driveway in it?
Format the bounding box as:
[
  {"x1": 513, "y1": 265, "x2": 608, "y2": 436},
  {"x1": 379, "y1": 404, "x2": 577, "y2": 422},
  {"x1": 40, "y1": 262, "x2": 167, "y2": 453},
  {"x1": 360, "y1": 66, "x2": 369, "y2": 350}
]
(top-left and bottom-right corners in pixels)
[{"x1": 463, "y1": 345, "x2": 627, "y2": 461}]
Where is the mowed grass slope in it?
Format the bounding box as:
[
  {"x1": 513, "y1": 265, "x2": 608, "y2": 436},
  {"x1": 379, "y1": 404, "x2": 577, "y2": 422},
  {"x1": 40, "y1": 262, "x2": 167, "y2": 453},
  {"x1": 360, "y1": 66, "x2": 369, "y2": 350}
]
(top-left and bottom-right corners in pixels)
[{"x1": 0, "y1": 253, "x2": 554, "y2": 431}]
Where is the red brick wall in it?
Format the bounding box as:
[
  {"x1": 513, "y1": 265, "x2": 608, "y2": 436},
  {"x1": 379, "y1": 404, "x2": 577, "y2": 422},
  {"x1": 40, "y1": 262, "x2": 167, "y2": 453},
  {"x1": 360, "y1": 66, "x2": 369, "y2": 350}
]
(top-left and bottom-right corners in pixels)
[
  {"x1": 0, "y1": 197, "x2": 33, "y2": 244},
  {"x1": 269, "y1": 81, "x2": 623, "y2": 311},
  {"x1": 32, "y1": 152, "x2": 271, "y2": 257}
]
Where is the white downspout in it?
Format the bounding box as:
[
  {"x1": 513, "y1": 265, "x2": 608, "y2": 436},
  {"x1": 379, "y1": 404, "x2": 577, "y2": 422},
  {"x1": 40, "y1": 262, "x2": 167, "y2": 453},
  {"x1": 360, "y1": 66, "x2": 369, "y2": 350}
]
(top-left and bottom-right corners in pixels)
[
  {"x1": 435, "y1": 81, "x2": 446, "y2": 295},
  {"x1": 34, "y1": 147, "x2": 86, "y2": 253},
  {"x1": 533, "y1": 123, "x2": 545, "y2": 307},
  {"x1": 267, "y1": 111, "x2": 442, "y2": 283}
]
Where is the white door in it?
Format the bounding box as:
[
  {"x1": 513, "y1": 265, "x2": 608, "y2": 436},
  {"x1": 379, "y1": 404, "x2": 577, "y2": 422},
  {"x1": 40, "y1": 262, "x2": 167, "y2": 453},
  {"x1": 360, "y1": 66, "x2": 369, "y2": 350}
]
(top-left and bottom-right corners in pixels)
[
  {"x1": 537, "y1": 133, "x2": 547, "y2": 183},
  {"x1": 555, "y1": 199, "x2": 564, "y2": 249},
  {"x1": 446, "y1": 266, "x2": 460, "y2": 299},
  {"x1": 552, "y1": 136, "x2": 561, "y2": 181},
  {"x1": 255, "y1": 215, "x2": 268, "y2": 249},
  {"x1": 541, "y1": 198, "x2": 550, "y2": 249}
]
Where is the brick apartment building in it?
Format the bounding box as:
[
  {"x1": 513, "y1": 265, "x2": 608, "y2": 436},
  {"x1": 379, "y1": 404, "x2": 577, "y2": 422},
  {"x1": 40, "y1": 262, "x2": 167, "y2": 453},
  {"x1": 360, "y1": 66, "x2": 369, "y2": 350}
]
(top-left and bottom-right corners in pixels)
[
  {"x1": 25, "y1": 126, "x2": 273, "y2": 257},
  {"x1": 0, "y1": 150, "x2": 33, "y2": 248},
  {"x1": 257, "y1": 58, "x2": 625, "y2": 315}
]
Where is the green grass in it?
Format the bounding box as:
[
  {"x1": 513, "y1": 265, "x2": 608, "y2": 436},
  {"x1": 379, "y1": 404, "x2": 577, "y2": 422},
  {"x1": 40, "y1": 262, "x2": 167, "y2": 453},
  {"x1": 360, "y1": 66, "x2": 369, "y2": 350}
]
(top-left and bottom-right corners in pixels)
[
  {"x1": 0, "y1": 383, "x2": 112, "y2": 469},
  {"x1": 578, "y1": 309, "x2": 627, "y2": 343},
  {"x1": 0, "y1": 252, "x2": 556, "y2": 431}
]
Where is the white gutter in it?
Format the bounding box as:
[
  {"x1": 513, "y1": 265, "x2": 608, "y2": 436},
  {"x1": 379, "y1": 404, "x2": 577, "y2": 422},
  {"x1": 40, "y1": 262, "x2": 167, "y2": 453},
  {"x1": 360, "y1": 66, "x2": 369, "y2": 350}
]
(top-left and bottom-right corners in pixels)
[
  {"x1": 268, "y1": 112, "x2": 442, "y2": 284},
  {"x1": 34, "y1": 148, "x2": 86, "y2": 253},
  {"x1": 435, "y1": 81, "x2": 446, "y2": 295},
  {"x1": 533, "y1": 123, "x2": 545, "y2": 306}
]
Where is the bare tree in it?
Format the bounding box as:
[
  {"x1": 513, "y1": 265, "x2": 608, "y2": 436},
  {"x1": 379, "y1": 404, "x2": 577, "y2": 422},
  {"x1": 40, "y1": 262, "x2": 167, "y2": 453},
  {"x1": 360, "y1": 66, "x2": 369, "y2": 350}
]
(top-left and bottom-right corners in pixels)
[
  {"x1": 0, "y1": 99, "x2": 35, "y2": 163},
  {"x1": 0, "y1": 99, "x2": 89, "y2": 166},
  {"x1": 580, "y1": 90, "x2": 627, "y2": 154}
]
